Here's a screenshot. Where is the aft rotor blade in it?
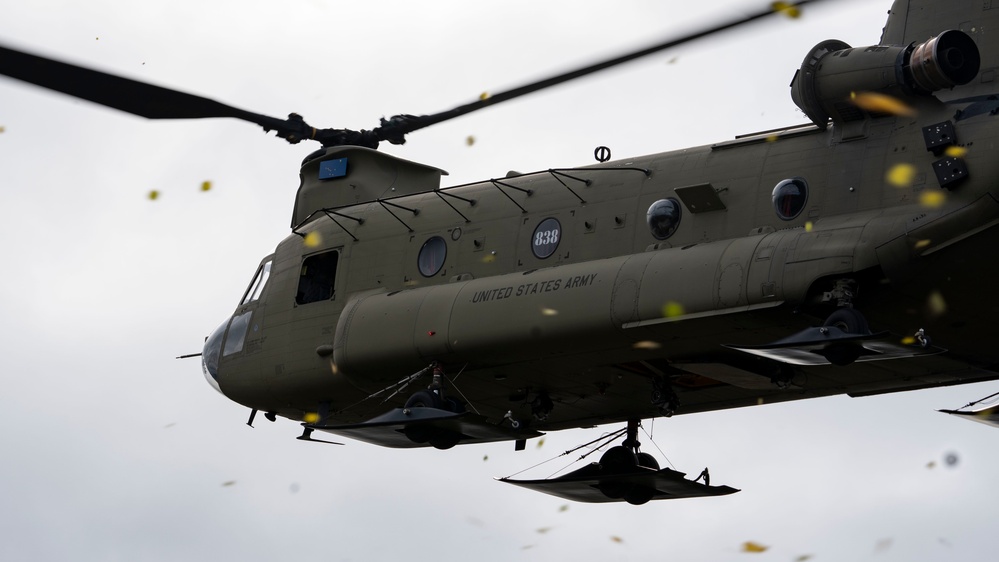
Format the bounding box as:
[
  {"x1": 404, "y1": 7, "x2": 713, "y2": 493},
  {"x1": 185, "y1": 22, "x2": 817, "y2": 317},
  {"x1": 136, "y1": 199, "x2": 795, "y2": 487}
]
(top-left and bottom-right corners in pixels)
[
  {"x1": 0, "y1": 42, "x2": 291, "y2": 131},
  {"x1": 373, "y1": 0, "x2": 829, "y2": 143}
]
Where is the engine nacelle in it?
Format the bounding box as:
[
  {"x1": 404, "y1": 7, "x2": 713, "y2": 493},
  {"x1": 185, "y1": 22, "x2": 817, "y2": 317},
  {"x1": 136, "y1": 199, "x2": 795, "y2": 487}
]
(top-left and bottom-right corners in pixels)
[{"x1": 790, "y1": 30, "x2": 980, "y2": 128}]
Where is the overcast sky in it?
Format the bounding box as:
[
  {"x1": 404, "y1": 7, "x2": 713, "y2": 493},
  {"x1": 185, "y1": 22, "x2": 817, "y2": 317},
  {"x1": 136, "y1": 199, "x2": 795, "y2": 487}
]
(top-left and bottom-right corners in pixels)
[{"x1": 2, "y1": 0, "x2": 998, "y2": 560}]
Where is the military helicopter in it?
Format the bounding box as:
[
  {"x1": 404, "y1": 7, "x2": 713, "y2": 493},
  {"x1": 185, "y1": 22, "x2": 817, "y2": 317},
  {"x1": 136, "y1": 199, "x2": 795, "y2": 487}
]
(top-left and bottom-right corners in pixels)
[{"x1": 3, "y1": 0, "x2": 998, "y2": 506}]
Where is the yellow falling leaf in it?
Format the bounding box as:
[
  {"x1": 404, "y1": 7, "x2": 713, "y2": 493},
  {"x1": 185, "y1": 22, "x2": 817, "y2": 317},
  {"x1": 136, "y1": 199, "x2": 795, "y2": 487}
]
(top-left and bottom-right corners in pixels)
[
  {"x1": 541, "y1": 308, "x2": 558, "y2": 316},
  {"x1": 482, "y1": 254, "x2": 496, "y2": 264},
  {"x1": 662, "y1": 301, "x2": 685, "y2": 318},
  {"x1": 222, "y1": 480, "x2": 236, "y2": 487},
  {"x1": 805, "y1": 221, "x2": 814, "y2": 232},
  {"x1": 303, "y1": 231, "x2": 322, "y2": 248},
  {"x1": 201, "y1": 180, "x2": 212, "y2": 192},
  {"x1": 536, "y1": 437, "x2": 546, "y2": 449},
  {"x1": 886, "y1": 163, "x2": 916, "y2": 187},
  {"x1": 927, "y1": 290, "x2": 947, "y2": 316},
  {"x1": 771, "y1": 1, "x2": 800, "y2": 18},
  {"x1": 633, "y1": 340, "x2": 662, "y2": 350},
  {"x1": 794, "y1": 556, "x2": 814, "y2": 562},
  {"x1": 945, "y1": 145, "x2": 968, "y2": 158},
  {"x1": 913, "y1": 239, "x2": 931, "y2": 250},
  {"x1": 0, "y1": 126, "x2": 5, "y2": 133},
  {"x1": 610, "y1": 536, "x2": 624, "y2": 544},
  {"x1": 741, "y1": 541, "x2": 769, "y2": 553},
  {"x1": 926, "y1": 461, "x2": 937, "y2": 469},
  {"x1": 765, "y1": 134, "x2": 779, "y2": 143},
  {"x1": 851, "y1": 91, "x2": 917, "y2": 116},
  {"x1": 148, "y1": 190, "x2": 160, "y2": 200},
  {"x1": 483, "y1": 455, "x2": 489, "y2": 462},
  {"x1": 558, "y1": 504, "x2": 569, "y2": 512},
  {"x1": 901, "y1": 336, "x2": 916, "y2": 345},
  {"x1": 479, "y1": 92, "x2": 489, "y2": 100},
  {"x1": 303, "y1": 412, "x2": 320, "y2": 424},
  {"x1": 465, "y1": 135, "x2": 475, "y2": 147},
  {"x1": 919, "y1": 190, "x2": 946, "y2": 209}
]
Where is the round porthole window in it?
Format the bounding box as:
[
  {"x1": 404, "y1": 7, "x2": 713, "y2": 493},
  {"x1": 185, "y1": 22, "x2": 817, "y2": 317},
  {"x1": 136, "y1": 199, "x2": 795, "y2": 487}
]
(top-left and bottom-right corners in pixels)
[
  {"x1": 773, "y1": 177, "x2": 808, "y2": 220},
  {"x1": 532, "y1": 217, "x2": 561, "y2": 259},
  {"x1": 418, "y1": 236, "x2": 447, "y2": 277},
  {"x1": 647, "y1": 198, "x2": 682, "y2": 240}
]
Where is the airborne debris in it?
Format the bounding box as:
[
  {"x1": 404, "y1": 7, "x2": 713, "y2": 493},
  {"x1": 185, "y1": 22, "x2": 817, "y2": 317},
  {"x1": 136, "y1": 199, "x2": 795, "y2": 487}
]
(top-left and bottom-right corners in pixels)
[
  {"x1": 535, "y1": 527, "x2": 552, "y2": 534},
  {"x1": 945, "y1": 145, "x2": 968, "y2": 158},
  {"x1": 886, "y1": 163, "x2": 916, "y2": 187},
  {"x1": 303, "y1": 231, "x2": 322, "y2": 248},
  {"x1": 303, "y1": 412, "x2": 320, "y2": 423},
  {"x1": 479, "y1": 92, "x2": 489, "y2": 100},
  {"x1": 741, "y1": 541, "x2": 768, "y2": 553},
  {"x1": 221, "y1": 481, "x2": 236, "y2": 487},
  {"x1": 633, "y1": 340, "x2": 662, "y2": 350},
  {"x1": 794, "y1": 556, "x2": 814, "y2": 562},
  {"x1": 466, "y1": 135, "x2": 475, "y2": 147},
  {"x1": 558, "y1": 504, "x2": 569, "y2": 513},
  {"x1": 944, "y1": 451, "x2": 960, "y2": 467},
  {"x1": 610, "y1": 536, "x2": 624, "y2": 544},
  {"x1": 805, "y1": 221, "x2": 814, "y2": 232},
  {"x1": 201, "y1": 180, "x2": 212, "y2": 192},
  {"x1": 874, "y1": 538, "x2": 893, "y2": 553},
  {"x1": 662, "y1": 301, "x2": 685, "y2": 318},
  {"x1": 483, "y1": 455, "x2": 488, "y2": 462},
  {"x1": 148, "y1": 190, "x2": 160, "y2": 201},
  {"x1": 536, "y1": 437, "x2": 546, "y2": 449},
  {"x1": 771, "y1": 1, "x2": 801, "y2": 18},
  {"x1": 919, "y1": 190, "x2": 947, "y2": 209},
  {"x1": 851, "y1": 91, "x2": 917, "y2": 116},
  {"x1": 927, "y1": 290, "x2": 947, "y2": 316}
]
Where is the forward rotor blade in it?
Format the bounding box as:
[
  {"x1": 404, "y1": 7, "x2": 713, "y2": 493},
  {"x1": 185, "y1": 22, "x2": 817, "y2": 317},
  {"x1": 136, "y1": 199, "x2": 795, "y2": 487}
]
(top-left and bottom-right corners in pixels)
[
  {"x1": 0, "y1": 43, "x2": 289, "y2": 131},
  {"x1": 373, "y1": 0, "x2": 828, "y2": 143}
]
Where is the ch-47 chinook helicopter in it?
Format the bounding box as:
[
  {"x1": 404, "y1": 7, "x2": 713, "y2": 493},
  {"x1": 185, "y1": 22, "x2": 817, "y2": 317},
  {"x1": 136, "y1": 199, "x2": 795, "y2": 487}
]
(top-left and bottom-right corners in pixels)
[{"x1": 5, "y1": 0, "x2": 999, "y2": 506}]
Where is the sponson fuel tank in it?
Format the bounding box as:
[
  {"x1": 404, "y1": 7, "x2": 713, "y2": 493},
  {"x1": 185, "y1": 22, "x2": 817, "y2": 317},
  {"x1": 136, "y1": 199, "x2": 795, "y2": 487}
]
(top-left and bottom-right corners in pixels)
[{"x1": 331, "y1": 230, "x2": 821, "y2": 383}]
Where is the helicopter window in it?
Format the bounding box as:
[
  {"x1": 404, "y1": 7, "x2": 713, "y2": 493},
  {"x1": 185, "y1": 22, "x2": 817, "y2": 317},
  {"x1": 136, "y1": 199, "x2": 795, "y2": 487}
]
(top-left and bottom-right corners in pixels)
[
  {"x1": 222, "y1": 311, "x2": 252, "y2": 356},
  {"x1": 297, "y1": 250, "x2": 339, "y2": 305},
  {"x1": 773, "y1": 178, "x2": 808, "y2": 220},
  {"x1": 240, "y1": 260, "x2": 272, "y2": 305},
  {"x1": 531, "y1": 218, "x2": 561, "y2": 259},
  {"x1": 418, "y1": 236, "x2": 447, "y2": 277},
  {"x1": 647, "y1": 198, "x2": 682, "y2": 240}
]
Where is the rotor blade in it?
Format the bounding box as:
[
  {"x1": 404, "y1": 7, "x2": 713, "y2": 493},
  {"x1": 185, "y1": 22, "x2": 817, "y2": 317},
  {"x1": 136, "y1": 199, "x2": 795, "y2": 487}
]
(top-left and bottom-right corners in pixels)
[
  {"x1": 374, "y1": 0, "x2": 829, "y2": 143},
  {"x1": 0, "y1": 42, "x2": 290, "y2": 132}
]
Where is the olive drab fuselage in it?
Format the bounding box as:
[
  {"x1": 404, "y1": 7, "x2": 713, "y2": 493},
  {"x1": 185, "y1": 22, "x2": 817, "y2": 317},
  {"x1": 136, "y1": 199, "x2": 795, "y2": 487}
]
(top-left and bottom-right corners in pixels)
[{"x1": 204, "y1": 0, "x2": 999, "y2": 440}]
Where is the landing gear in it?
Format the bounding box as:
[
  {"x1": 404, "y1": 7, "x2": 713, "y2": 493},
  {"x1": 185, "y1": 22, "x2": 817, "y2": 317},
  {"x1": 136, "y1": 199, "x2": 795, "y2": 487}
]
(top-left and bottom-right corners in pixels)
[
  {"x1": 651, "y1": 377, "x2": 679, "y2": 417},
  {"x1": 822, "y1": 307, "x2": 870, "y2": 335},
  {"x1": 821, "y1": 307, "x2": 870, "y2": 365},
  {"x1": 597, "y1": 419, "x2": 659, "y2": 505},
  {"x1": 401, "y1": 364, "x2": 465, "y2": 450}
]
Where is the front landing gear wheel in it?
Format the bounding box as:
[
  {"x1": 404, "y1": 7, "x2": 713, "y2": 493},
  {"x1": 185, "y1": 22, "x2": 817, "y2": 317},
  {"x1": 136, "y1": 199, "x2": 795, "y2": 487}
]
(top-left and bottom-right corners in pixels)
[
  {"x1": 404, "y1": 390, "x2": 441, "y2": 409},
  {"x1": 598, "y1": 446, "x2": 638, "y2": 499},
  {"x1": 823, "y1": 308, "x2": 870, "y2": 335}
]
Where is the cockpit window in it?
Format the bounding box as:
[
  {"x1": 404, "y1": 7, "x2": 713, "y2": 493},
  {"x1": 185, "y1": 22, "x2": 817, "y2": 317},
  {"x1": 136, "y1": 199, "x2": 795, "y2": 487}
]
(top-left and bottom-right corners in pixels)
[
  {"x1": 222, "y1": 311, "x2": 252, "y2": 356},
  {"x1": 297, "y1": 250, "x2": 339, "y2": 305},
  {"x1": 240, "y1": 260, "x2": 272, "y2": 305}
]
